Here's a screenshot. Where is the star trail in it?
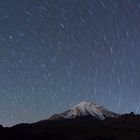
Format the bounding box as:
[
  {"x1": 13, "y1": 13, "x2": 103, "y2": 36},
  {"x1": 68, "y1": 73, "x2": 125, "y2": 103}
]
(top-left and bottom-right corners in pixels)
[{"x1": 0, "y1": 0, "x2": 140, "y2": 126}]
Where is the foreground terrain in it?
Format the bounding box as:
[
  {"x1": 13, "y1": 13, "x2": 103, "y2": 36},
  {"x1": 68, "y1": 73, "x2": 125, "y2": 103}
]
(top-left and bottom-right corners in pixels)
[{"x1": 1, "y1": 113, "x2": 140, "y2": 140}]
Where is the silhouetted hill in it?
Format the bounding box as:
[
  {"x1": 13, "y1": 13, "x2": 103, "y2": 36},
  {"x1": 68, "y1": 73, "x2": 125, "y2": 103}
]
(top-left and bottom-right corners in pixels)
[{"x1": 1, "y1": 113, "x2": 140, "y2": 140}]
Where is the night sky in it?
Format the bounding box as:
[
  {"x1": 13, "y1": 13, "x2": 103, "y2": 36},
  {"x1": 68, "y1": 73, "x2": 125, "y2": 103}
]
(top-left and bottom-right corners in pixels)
[{"x1": 0, "y1": 0, "x2": 140, "y2": 126}]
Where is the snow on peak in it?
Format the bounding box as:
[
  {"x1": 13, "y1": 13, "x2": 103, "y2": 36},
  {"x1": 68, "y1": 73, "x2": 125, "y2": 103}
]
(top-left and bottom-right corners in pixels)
[
  {"x1": 70, "y1": 101, "x2": 106, "y2": 119},
  {"x1": 74, "y1": 101, "x2": 94, "y2": 107},
  {"x1": 73, "y1": 101, "x2": 99, "y2": 109},
  {"x1": 49, "y1": 101, "x2": 120, "y2": 120}
]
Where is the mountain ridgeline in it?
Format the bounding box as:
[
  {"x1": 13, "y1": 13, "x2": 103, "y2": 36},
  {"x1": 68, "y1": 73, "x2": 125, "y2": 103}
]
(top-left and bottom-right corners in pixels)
[
  {"x1": 49, "y1": 101, "x2": 120, "y2": 120},
  {"x1": 1, "y1": 101, "x2": 140, "y2": 140}
]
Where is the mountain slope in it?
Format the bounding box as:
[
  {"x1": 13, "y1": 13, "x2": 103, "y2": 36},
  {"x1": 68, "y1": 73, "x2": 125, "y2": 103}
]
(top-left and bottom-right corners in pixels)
[
  {"x1": 49, "y1": 101, "x2": 119, "y2": 120},
  {"x1": 1, "y1": 102, "x2": 140, "y2": 140}
]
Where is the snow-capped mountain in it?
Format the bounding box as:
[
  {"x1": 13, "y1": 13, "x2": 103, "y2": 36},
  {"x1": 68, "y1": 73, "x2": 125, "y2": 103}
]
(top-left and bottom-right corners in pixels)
[{"x1": 49, "y1": 101, "x2": 120, "y2": 120}]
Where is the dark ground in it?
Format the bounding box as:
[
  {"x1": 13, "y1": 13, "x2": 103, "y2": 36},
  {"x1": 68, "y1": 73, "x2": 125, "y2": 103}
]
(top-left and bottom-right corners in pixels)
[{"x1": 1, "y1": 113, "x2": 140, "y2": 140}]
